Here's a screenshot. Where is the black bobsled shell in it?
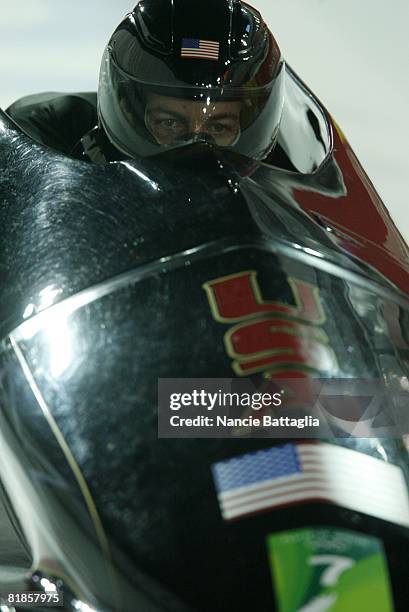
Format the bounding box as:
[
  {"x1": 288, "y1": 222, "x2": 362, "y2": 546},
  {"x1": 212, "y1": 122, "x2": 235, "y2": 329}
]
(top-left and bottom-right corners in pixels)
[{"x1": 0, "y1": 78, "x2": 409, "y2": 611}]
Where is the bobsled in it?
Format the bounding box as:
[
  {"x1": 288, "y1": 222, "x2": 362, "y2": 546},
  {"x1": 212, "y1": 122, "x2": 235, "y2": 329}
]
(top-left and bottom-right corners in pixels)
[{"x1": 0, "y1": 65, "x2": 408, "y2": 612}]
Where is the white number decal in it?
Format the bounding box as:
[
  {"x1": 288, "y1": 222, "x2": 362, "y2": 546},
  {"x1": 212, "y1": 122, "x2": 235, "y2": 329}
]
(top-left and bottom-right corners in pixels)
[
  {"x1": 296, "y1": 554, "x2": 355, "y2": 611},
  {"x1": 309, "y1": 555, "x2": 355, "y2": 586}
]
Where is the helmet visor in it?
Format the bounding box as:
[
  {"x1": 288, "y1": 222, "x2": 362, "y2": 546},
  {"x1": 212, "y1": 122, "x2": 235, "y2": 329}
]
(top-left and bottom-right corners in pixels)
[{"x1": 98, "y1": 47, "x2": 285, "y2": 160}]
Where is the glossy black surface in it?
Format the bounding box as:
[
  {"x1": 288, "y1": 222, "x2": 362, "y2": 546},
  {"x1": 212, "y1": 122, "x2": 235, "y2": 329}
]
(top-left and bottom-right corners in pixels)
[
  {"x1": 111, "y1": 0, "x2": 279, "y2": 87},
  {"x1": 99, "y1": 0, "x2": 285, "y2": 160},
  {"x1": 0, "y1": 72, "x2": 409, "y2": 611}
]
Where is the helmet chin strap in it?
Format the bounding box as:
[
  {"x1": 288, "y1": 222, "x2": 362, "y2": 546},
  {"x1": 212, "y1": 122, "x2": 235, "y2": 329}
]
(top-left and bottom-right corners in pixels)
[
  {"x1": 182, "y1": 132, "x2": 216, "y2": 145},
  {"x1": 170, "y1": 130, "x2": 241, "y2": 149}
]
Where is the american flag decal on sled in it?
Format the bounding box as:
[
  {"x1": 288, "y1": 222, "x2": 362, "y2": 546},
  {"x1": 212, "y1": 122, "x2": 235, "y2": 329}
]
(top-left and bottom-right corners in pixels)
[
  {"x1": 181, "y1": 38, "x2": 220, "y2": 60},
  {"x1": 212, "y1": 442, "x2": 409, "y2": 527}
]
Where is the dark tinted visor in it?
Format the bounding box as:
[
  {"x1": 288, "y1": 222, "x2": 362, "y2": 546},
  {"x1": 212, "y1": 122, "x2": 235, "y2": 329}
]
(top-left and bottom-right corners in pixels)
[{"x1": 98, "y1": 48, "x2": 285, "y2": 160}]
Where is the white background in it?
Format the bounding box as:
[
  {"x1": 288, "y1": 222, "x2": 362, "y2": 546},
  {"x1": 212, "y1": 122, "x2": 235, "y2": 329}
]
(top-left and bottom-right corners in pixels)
[{"x1": 1, "y1": 0, "x2": 408, "y2": 241}]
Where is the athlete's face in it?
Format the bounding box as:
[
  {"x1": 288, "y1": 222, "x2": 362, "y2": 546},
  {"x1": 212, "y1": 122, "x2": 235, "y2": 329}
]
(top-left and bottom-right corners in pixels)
[{"x1": 144, "y1": 93, "x2": 242, "y2": 147}]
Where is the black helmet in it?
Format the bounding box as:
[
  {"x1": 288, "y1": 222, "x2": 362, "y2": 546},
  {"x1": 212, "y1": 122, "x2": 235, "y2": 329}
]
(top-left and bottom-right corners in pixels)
[{"x1": 98, "y1": 0, "x2": 285, "y2": 160}]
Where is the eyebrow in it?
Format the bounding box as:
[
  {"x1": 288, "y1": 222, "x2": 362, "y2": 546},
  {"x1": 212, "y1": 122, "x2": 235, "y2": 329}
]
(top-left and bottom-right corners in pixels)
[
  {"x1": 207, "y1": 113, "x2": 240, "y2": 122},
  {"x1": 148, "y1": 107, "x2": 240, "y2": 121},
  {"x1": 148, "y1": 108, "x2": 188, "y2": 121}
]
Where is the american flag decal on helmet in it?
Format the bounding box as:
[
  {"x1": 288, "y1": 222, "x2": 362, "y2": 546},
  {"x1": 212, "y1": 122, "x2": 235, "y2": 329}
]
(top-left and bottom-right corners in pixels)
[{"x1": 181, "y1": 38, "x2": 220, "y2": 60}]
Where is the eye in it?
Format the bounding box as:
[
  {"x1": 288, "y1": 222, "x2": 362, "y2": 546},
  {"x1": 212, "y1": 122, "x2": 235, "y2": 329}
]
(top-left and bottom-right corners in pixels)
[
  {"x1": 208, "y1": 123, "x2": 228, "y2": 134},
  {"x1": 155, "y1": 118, "x2": 186, "y2": 134},
  {"x1": 160, "y1": 119, "x2": 178, "y2": 129}
]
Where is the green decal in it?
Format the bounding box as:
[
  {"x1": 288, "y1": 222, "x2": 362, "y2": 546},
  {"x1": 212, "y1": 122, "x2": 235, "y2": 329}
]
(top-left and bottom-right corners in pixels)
[{"x1": 266, "y1": 527, "x2": 394, "y2": 611}]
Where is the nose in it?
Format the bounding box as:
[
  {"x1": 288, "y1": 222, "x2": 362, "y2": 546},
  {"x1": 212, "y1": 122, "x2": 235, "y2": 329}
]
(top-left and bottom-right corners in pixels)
[
  {"x1": 190, "y1": 116, "x2": 207, "y2": 134},
  {"x1": 192, "y1": 132, "x2": 216, "y2": 144}
]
